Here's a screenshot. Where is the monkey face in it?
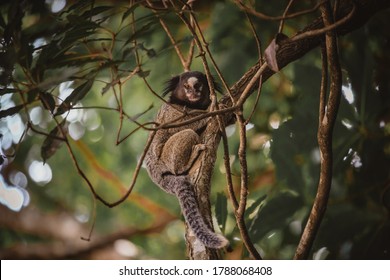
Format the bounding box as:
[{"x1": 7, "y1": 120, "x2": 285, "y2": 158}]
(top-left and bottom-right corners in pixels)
[
  {"x1": 183, "y1": 77, "x2": 204, "y2": 103},
  {"x1": 162, "y1": 71, "x2": 221, "y2": 110}
]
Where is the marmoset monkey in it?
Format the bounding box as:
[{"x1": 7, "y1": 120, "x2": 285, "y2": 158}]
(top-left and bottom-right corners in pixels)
[{"x1": 145, "y1": 71, "x2": 228, "y2": 249}]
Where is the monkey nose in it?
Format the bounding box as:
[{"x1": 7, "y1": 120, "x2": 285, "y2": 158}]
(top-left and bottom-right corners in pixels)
[{"x1": 188, "y1": 88, "x2": 199, "y2": 95}]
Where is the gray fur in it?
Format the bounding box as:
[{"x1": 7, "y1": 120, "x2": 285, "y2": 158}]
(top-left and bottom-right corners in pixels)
[{"x1": 144, "y1": 72, "x2": 228, "y2": 249}]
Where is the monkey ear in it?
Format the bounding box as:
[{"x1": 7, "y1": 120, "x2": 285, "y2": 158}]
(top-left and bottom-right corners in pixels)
[{"x1": 162, "y1": 75, "x2": 180, "y2": 97}]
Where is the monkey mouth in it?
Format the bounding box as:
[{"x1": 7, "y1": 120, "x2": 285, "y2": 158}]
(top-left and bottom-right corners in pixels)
[{"x1": 187, "y1": 92, "x2": 201, "y2": 102}]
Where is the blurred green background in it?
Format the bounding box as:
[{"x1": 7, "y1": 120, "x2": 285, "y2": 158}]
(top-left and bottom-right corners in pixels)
[{"x1": 0, "y1": 0, "x2": 389, "y2": 259}]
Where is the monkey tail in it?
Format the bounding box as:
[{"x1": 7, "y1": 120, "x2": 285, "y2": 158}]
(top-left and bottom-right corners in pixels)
[{"x1": 162, "y1": 175, "x2": 229, "y2": 249}]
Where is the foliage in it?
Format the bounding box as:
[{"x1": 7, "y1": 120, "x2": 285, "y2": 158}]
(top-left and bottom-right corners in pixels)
[{"x1": 0, "y1": 0, "x2": 389, "y2": 260}]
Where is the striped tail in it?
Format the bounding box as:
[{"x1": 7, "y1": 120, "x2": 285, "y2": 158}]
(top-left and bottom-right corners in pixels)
[{"x1": 163, "y1": 175, "x2": 228, "y2": 248}]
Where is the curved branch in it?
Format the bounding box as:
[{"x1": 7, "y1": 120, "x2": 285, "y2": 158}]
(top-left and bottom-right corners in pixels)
[
  {"x1": 236, "y1": 111, "x2": 262, "y2": 259},
  {"x1": 291, "y1": 2, "x2": 356, "y2": 42},
  {"x1": 294, "y1": 0, "x2": 343, "y2": 260},
  {"x1": 234, "y1": 0, "x2": 327, "y2": 21}
]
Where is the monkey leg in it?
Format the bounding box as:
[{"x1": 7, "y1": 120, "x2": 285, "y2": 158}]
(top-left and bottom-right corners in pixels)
[{"x1": 161, "y1": 129, "x2": 205, "y2": 175}]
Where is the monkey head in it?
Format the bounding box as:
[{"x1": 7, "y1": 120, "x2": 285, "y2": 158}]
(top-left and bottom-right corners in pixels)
[{"x1": 162, "y1": 71, "x2": 221, "y2": 110}]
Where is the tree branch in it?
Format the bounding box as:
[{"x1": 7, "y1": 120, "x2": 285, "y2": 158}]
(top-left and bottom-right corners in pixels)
[
  {"x1": 224, "y1": 0, "x2": 389, "y2": 109},
  {"x1": 189, "y1": 0, "x2": 387, "y2": 260},
  {"x1": 0, "y1": 205, "x2": 175, "y2": 259},
  {"x1": 294, "y1": 0, "x2": 343, "y2": 260},
  {"x1": 236, "y1": 111, "x2": 262, "y2": 259}
]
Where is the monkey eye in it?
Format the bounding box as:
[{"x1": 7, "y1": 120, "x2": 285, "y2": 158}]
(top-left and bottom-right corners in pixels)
[
  {"x1": 194, "y1": 82, "x2": 202, "y2": 90},
  {"x1": 183, "y1": 83, "x2": 190, "y2": 90}
]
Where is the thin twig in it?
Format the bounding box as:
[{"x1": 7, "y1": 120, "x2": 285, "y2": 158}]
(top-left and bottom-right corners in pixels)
[
  {"x1": 235, "y1": 0, "x2": 327, "y2": 21},
  {"x1": 243, "y1": 11, "x2": 263, "y2": 125},
  {"x1": 59, "y1": 123, "x2": 110, "y2": 206},
  {"x1": 291, "y1": 3, "x2": 355, "y2": 42},
  {"x1": 185, "y1": 38, "x2": 196, "y2": 70},
  {"x1": 170, "y1": 2, "x2": 219, "y2": 109},
  {"x1": 80, "y1": 196, "x2": 97, "y2": 241},
  {"x1": 237, "y1": 63, "x2": 268, "y2": 106},
  {"x1": 186, "y1": 10, "x2": 235, "y2": 103},
  {"x1": 147, "y1": 0, "x2": 189, "y2": 70},
  {"x1": 105, "y1": 130, "x2": 157, "y2": 207},
  {"x1": 220, "y1": 127, "x2": 239, "y2": 210},
  {"x1": 278, "y1": 0, "x2": 296, "y2": 33}
]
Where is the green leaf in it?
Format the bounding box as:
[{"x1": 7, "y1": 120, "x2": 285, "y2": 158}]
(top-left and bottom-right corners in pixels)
[
  {"x1": 137, "y1": 70, "x2": 150, "y2": 78},
  {"x1": 249, "y1": 191, "x2": 302, "y2": 242},
  {"x1": 0, "y1": 12, "x2": 6, "y2": 28},
  {"x1": 35, "y1": 68, "x2": 79, "y2": 92},
  {"x1": 0, "y1": 105, "x2": 24, "y2": 119},
  {"x1": 54, "y1": 102, "x2": 71, "y2": 117},
  {"x1": 55, "y1": 79, "x2": 94, "y2": 116},
  {"x1": 244, "y1": 194, "x2": 267, "y2": 220},
  {"x1": 101, "y1": 80, "x2": 117, "y2": 95},
  {"x1": 124, "y1": 22, "x2": 156, "y2": 46},
  {"x1": 146, "y1": 48, "x2": 157, "y2": 58},
  {"x1": 4, "y1": 1, "x2": 23, "y2": 43},
  {"x1": 63, "y1": 0, "x2": 93, "y2": 14},
  {"x1": 41, "y1": 120, "x2": 67, "y2": 163},
  {"x1": 122, "y1": 47, "x2": 136, "y2": 60},
  {"x1": 58, "y1": 20, "x2": 98, "y2": 49},
  {"x1": 0, "y1": 88, "x2": 17, "y2": 96},
  {"x1": 101, "y1": 83, "x2": 111, "y2": 96},
  {"x1": 33, "y1": 43, "x2": 62, "y2": 78},
  {"x1": 121, "y1": 4, "x2": 140, "y2": 23},
  {"x1": 0, "y1": 48, "x2": 16, "y2": 86},
  {"x1": 52, "y1": 53, "x2": 107, "y2": 68},
  {"x1": 215, "y1": 193, "x2": 228, "y2": 233},
  {"x1": 18, "y1": 35, "x2": 33, "y2": 69},
  {"x1": 39, "y1": 92, "x2": 56, "y2": 113},
  {"x1": 69, "y1": 79, "x2": 94, "y2": 103},
  {"x1": 65, "y1": 15, "x2": 100, "y2": 29},
  {"x1": 81, "y1": 6, "x2": 112, "y2": 18},
  {"x1": 27, "y1": 88, "x2": 40, "y2": 104}
]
